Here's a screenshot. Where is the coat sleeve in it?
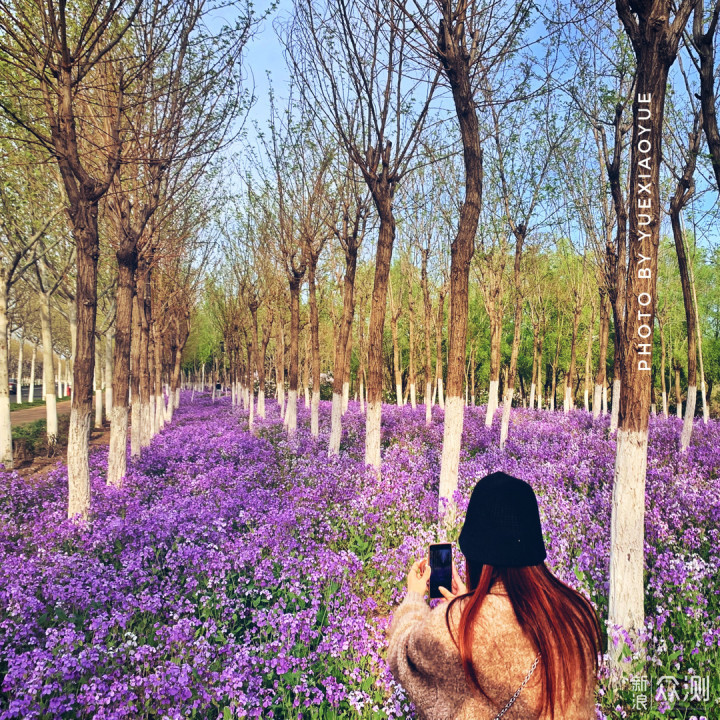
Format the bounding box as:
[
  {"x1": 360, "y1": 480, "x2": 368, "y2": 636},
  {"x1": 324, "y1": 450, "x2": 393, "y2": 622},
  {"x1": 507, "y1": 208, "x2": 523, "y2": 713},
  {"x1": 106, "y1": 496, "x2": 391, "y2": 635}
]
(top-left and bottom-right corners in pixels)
[{"x1": 386, "y1": 592, "x2": 468, "y2": 720}]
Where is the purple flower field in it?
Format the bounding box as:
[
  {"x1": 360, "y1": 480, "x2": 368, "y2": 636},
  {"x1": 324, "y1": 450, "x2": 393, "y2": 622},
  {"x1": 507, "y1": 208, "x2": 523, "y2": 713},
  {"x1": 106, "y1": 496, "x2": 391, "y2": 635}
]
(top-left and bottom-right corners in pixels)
[{"x1": 1, "y1": 393, "x2": 719, "y2": 719}]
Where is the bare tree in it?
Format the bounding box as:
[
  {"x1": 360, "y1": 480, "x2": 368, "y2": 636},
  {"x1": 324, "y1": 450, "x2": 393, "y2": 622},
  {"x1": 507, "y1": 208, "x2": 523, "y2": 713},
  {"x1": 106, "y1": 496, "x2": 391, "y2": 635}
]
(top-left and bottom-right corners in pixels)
[
  {"x1": 609, "y1": 0, "x2": 695, "y2": 675},
  {"x1": 287, "y1": 0, "x2": 438, "y2": 470},
  {"x1": 327, "y1": 165, "x2": 369, "y2": 454},
  {"x1": 0, "y1": 0, "x2": 143, "y2": 519}
]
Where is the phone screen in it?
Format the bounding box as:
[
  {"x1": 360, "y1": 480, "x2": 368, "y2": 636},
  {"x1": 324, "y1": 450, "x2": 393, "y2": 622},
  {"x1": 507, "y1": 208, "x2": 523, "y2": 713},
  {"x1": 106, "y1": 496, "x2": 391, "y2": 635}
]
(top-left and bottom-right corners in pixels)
[{"x1": 429, "y1": 543, "x2": 452, "y2": 599}]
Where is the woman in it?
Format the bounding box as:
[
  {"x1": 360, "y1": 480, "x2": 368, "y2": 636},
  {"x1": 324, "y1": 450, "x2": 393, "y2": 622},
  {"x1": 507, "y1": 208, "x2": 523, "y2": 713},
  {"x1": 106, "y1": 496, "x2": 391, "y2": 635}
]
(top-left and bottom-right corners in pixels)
[{"x1": 386, "y1": 471, "x2": 602, "y2": 720}]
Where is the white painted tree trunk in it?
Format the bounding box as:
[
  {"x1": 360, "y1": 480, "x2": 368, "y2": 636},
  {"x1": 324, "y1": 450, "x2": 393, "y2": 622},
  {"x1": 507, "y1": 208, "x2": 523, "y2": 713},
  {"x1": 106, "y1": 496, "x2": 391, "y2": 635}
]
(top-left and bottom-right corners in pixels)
[
  {"x1": 131, "y1": 400, "x2": 141, "y2": 458},
  {"x1": 107, "y1": 405, "x2": 128, "y2": 487},
  {"x1": 680, "y1": 385, "x2": 696, "y2": 452},
  {"x1": 0, "y1": 288, "x2": 12, "y2": 467},
  {"x1": 396, "y1": 382, "x2": 403, "y2": 407},
  {"x1": 286, "y1": 389, "x2": 297, "y2": 435},
  {"x1": 499, "y1": 388, "x2": 513, "y2": 450},
  {"x1": 529, "y1": 382, "x2": 536, "y2": 410},
  {"x1": 67, "y1": 408, "x2": 91, "y2": 520},
  {"x1": 365, "y1": 399, "x2": 382, "y2": 470},
  {"x1": 40, "y1": 293, "x2": 58, "y2": 439},
  {"x1": 564, "y1": 385, "x2": 572, "y2": 413},
  {"x1": 328, "y1": 392, "x2": 343, "y2": 455},
  {"x1": 304, "y1": 386, "x2": 310, "y2": 408},
  {"x1": 651, "y1": 403, "x2": 656, "y2": 415},
  {"x1": 105, "y1": 331, "x2": 113, "y2": 421},
  {"x1": 584, "y1": 388, "x2": 589, "y2": 412},
  {"x1": 257, "y1": 389, "x2": 265, "y2": 418},
  {"x1": 610, "y1": 378, "x2": 621, "y2": 432},
  {"x1": 154, "y1": 393, "x2": 164, "y2": 433},
  {"x1": 593, "y1": 384, "x2": 603, "y2": 419},
  {"x1": 248, "y1": 388, "x2": 254, "y2": 429},
  {"x1": 277, "y1": 382, "x2": 285, "y2": 417},
  {"x1": 342, "y1": 380, "x2": 349, "y2": 414},
  {"x1": 174, "y1": 388, "x2": 180, "y2": 410},
  {"x1": 359, "y1": 379, "x2": 365, "y2": 414},
  {"x1": 425, "y1": 381, "x2": 432, "y2": 426},
  {"x1": 608, "y1": 428, "x2": 648, "y2": 667},
  {"x1": 676, "y1": 399, "x2": 682, "y2": 419},
  {"x1": 16, "y1": 334, "x2": 23, "y2": 404},
  {"x1": 410, "y1": 383, "x2": 416, "y2": 409},
  {"x1": 438, "y1": 395, "x2": 464, "y2": 520},
  {"x1": 311, "y1": 390, "x2": 320, "y2": 437},
  {"x1": 701, "y1": 381, "x2": 709, "y2": 423},
  {"x1": 94, "y1": 361, "x2": 102, "y2": 428},
  {"x1": 603, "y1": 385, "x2": 608, "y2": 415},
  {"x1": 437, "y1": 377, "x2": 444, "y2": 409},
  {"x1": 140, "y1": 402, "x2": 152, "y2": 447},
  {"x1": 28, "y1": 342, "x2": 36, "y2": 403},
  {"x1": 485, "y1": 379, "x2": 499, "y2": 427}
]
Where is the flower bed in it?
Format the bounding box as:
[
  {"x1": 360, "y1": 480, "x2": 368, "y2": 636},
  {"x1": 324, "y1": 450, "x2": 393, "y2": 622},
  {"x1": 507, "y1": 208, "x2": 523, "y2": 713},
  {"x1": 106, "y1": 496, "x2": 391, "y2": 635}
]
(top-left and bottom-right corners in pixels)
[{"x1": 0, "y1": 393, "x2": 718, "y2": 719}]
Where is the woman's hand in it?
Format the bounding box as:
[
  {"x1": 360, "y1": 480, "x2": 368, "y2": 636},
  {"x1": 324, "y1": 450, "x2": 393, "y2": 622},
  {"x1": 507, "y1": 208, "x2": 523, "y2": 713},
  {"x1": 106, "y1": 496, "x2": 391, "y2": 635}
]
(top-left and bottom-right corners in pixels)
[
  {"x1": 438, "y1": 565, "x2": 468, "y2": 603},
  {"x1": 407, "y1": 558, "x2": 431, "y2": 596}
]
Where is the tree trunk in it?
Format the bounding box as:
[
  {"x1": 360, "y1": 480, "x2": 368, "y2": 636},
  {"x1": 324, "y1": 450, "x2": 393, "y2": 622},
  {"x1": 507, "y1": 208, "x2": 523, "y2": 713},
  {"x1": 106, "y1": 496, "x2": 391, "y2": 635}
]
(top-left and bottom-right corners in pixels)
[
  {"x1": 437, "y1": 10, "x2": 483, "y2": 516},
  {"x1": 674, "y1": 361, "x2": 682, "y2": 418},
  {"x1": 409, "y1": 310, "x2": 417, "y2": 409},
  {"x1": 564, "y1": 304, "x2": 581, "y2": 413},
  {"x1": 28, "y1": 340, "x2": 36, "y2": 404},
  {"x1": 308, "y1": 261, "x2": 321, "y2": 437},
  {"x1": 94, "y1": 346, "x2": 103, "y2": 428},
  {"x1": 390, "y1": 289, "x2": 403, "y2": 407},
  {"x1": 529, "y1": 322, "x2": 538, "y2": 410},
  {"x1": 484, "y1": 309, "x2": 501, "y2": 425},
  {"x1": 550, "y1": 314, "x2": 563, "y2": 411},
  {"x1": 610, "y1": 336, "x2": 621, "y2": 431},
  {"x1": 595, "y1": 290, "x2": 610, "y2": 418},
  {"x1": 0, "y1": 282, "x2": 12, "y2": 467},
  {"x1": 67, "y1": 199, "x2": 101, "y2": 521},
  {"x1": 537, "y1": 330, "x2": 544, "y2": 409},
  {"x1": 287, "y1": 275, "x2": 302, "y2": 435},
  {"x1": 669, "y1": 115, "x2": 701, "y2": 450},
  {"x1": 15, "y1": 330, "x2": 23, "y2": 405},
  {"x1": 39, "y1": 287, "x2": 58, "y2": 440},
  {"x1": 609, "y1": 1, "x2": 688, "y2": 672},
  {"x1": 659, "y1": 318, "x2": 668, "y2": 417},
  {"x1": 130, "y1": 289, "x2": 142, "y2": 458},
  {"x1": 277, "y1": 323, "x2": 285, "y2": 418},
  {"x1": 435, "y1": 289, "x2": 445, "y2": 409},
  {"x1": 152, "y1": 313, "x2": 164, "y2": 435},
  {"x1": 365, "y1": 191, "x2": 395, "y2": 471},
  {"x1": 138, "y1": 263, "x2": 152, "y2": 448},
  {"x1": 421, "y1": 248, "x2": 433, "y2": 425},
  {"x1": 342, "y1": 331, "x2": 352, "y2": 414},
  {"x1": 584, "y1": 301, "x2": 597, "y2": 413},
  {"x1": 104, "y1": 327, "x2": 113, "y2": 422},
  {"x1": 500, "y1": 229, "x2": 525, "y2": 450}
]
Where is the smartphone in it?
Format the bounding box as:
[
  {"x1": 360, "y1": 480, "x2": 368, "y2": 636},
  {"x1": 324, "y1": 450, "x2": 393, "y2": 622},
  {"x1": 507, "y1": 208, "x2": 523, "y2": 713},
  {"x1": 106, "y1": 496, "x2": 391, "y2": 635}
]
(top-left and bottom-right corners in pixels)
[{"x1": 429, "y1": 543, "x2": 452, "y2": 599}]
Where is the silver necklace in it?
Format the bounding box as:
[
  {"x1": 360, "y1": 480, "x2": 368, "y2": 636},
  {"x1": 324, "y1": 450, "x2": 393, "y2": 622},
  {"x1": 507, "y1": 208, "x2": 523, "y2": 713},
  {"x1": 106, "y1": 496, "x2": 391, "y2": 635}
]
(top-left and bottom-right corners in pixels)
[{"x1": 492, "y1": 653, "x2": 541, "y2": 720}]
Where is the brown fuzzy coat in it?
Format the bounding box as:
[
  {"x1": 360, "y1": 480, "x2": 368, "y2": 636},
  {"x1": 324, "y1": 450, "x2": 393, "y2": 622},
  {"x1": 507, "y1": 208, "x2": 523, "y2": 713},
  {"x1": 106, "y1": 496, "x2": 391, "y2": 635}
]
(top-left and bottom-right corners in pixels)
[{"x1": 386, "y1": 581, "x2": 597, "y2": 720}]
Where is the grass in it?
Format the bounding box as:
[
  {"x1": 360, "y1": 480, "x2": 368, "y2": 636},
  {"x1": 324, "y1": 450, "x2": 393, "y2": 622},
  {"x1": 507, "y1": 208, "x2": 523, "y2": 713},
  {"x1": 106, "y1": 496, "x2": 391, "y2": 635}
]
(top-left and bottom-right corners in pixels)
[{"x1": 10, "y1": 397, "x2": 48, "y2": 412}]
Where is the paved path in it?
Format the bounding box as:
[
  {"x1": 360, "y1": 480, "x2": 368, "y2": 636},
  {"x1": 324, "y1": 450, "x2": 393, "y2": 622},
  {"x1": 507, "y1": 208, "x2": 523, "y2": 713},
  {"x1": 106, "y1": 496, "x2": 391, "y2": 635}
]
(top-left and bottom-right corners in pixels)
[{"x1": 11, "y1": 400, "x2": 72, "y2": 425}]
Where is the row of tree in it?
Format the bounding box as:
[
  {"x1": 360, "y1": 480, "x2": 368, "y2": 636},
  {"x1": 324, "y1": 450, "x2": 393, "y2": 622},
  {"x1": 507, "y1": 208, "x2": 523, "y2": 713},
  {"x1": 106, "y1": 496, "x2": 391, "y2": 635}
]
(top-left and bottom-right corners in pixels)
[
  {"x1": 191, "y1": 0, "x2": 720, "y2": 679},
  {"x1": 0, "y1": 0, "x2": 262, "y2": 512}
]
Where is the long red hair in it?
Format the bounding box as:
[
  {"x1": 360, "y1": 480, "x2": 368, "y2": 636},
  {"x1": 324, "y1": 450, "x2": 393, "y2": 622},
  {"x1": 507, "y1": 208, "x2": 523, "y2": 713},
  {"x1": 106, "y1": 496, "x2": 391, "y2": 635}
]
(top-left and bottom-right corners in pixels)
[{"x1": 445, "y1": 561, "x2": 602, "y2": 719}]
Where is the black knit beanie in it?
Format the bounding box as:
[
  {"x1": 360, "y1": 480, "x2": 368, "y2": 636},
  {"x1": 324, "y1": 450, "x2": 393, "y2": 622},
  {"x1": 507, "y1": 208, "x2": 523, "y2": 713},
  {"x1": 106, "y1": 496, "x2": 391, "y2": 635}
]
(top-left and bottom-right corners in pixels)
[{"x1": 458, "y1": 471, "x2": 547, "y2": 567}]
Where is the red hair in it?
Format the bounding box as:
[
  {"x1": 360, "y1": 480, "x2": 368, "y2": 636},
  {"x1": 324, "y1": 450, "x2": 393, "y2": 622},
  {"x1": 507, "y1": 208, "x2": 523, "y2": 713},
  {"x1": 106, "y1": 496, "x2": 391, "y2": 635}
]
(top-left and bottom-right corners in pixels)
[{"x1": 445, "y1": 561, "x2": 602, "y2": 719}]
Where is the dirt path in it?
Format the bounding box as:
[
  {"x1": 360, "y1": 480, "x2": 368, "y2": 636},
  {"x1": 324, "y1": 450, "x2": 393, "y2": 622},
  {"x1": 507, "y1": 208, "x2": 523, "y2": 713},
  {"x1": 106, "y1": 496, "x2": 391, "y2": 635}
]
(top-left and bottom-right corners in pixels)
[{"x1": 11, "y1": 399, "x2": 72, "y2": 425}]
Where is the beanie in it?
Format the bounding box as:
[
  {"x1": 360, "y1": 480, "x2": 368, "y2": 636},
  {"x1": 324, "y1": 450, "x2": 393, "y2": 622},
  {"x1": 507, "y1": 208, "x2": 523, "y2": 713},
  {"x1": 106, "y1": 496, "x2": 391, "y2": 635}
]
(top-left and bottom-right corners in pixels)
[{"x1": 458, "y1": 471, "x2": 547, "y2": 567}]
